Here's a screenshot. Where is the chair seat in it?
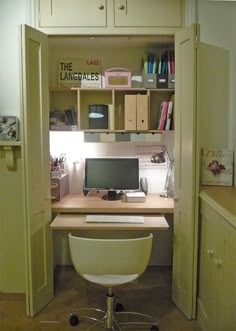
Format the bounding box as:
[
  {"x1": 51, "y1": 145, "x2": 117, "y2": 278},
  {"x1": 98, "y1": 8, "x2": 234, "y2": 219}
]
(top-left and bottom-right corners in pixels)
[{"x1": 83, "y1": 273, "x2": 139, "y2": 286}]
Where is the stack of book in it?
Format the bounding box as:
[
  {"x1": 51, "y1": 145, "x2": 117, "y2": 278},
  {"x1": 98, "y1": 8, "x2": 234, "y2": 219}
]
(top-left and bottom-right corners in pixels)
[
  {"x1": 157, "y1": 95, "x2": 174, "y2": 130},
  {"x1": 50, "y1": 108, "x2": 77, "y2": 130}
]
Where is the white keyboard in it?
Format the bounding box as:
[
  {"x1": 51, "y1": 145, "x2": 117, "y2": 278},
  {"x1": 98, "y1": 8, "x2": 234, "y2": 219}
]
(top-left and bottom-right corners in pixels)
[{"x1": 85, "y1": 214, "x2": 144, "y2": 224}]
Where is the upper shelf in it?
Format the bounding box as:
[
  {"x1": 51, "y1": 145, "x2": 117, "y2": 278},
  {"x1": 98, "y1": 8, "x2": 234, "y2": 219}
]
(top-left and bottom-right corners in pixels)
[{"x1": 0, "y1": 141, "x2": 21, "y2": 147}]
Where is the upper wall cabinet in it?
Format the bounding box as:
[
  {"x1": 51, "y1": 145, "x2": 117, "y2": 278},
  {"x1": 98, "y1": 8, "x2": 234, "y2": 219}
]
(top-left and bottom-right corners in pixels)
[
  {"x1": 36, "y1": 0, "x2": 185, "y2": 34},
  {"x1": 114, "y1": 0, "x2": 183, "y2": 28},
  {"x1": 39, "y1": 0, "x2": 107, "y2": 27}
]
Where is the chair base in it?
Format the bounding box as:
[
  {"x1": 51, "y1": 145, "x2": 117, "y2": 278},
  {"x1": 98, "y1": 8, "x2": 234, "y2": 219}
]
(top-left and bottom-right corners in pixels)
[{"x1": 69, "y1": 288, "x2": 159, "y2": 330}]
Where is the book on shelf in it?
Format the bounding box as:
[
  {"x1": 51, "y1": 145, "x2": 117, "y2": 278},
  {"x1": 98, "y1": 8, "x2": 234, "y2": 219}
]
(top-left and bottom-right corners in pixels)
[
  {"x1": 157, "y1": 100, "x2": 169, "y2": 130},
  {"x1": 201, "y1": 148, "x2": 233, "y2": 186},
  {"x1": 165, "y1": 100, "x2": 174, "y2": 130},
  {"x1": 50, "y1": 108, "x2": 77, "y2": 129},
  {"x1": 157, "y1": 94, "x2": 175, "y2": 130},
  {"x1": 166, "y1": 94, "x2": 175, "y2": 130},
  {"x1": 64, "y1": 108, "x2": 77, "y2": 125}
]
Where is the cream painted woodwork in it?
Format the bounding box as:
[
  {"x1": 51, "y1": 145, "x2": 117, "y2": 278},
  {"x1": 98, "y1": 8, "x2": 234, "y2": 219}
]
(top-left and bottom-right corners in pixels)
[
  {"x1": 21, "y1": 25, "x2": 53, "y2": 317},
  {"x1": 35, "y1": 0, "x2": 184, "y2": 34},
  {"x1": 197, "y1": 42, "x2": 229, "y2": 149},
  {"x1": 114, "y1": 0, "x2": 183, "y2": 27},
  {"x1": 0, "y1": 148, "x2": 25, "y2": 293},
  {"x1": 39, "y1": 0, "x2": 107, "y2": 27},
  {"x1": 173, "y1": 24, "x2": 229, "y2": 320},
  {"x1": 48, "y1": 34, "x2": 175, "y2": 137},
  {"x1": 50, "y1": 87, "x2": 174, "y2": 133},
  {"x1": 172, "y1": 24, "x2": 197, "y2": 319},
  {"x1": 198, "y1": 200, "x2": 236, "y2": 331},
  {"x1": 0, "y1": 142, "x2": 21, "y2": 170}
]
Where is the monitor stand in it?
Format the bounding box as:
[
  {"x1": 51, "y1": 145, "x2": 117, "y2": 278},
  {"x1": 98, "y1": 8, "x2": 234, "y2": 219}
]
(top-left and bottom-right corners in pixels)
[{"x1": 102, "y1": 190, "x2": 123, "y2": 201}]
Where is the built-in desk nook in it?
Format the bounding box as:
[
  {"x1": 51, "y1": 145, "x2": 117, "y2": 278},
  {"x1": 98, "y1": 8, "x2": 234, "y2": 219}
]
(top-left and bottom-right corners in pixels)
[{"x1": 51, "y1": 192, "x2": 174, "y2": 213}]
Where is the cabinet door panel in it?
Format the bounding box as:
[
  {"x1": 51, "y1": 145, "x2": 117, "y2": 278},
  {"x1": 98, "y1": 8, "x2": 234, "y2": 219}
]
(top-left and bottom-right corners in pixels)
[
  {"x1": 39, "y1": 0, "x2": 107, "y2": 27},
  {"x1": 216, "y1": 220, "x2": 236, "y2": 331},
  {"x1": 198, "y1": 202, "x2": 218, "y2": 331},
  {"x1": 172, "y1": 24, "x2": 197, "y2": 319},
  {"x1": 21, "y1": 24, "x2": 53, "y2": 317},
  {"x1": 114, "y1": 0, "x2": 183, "y2": 27}
]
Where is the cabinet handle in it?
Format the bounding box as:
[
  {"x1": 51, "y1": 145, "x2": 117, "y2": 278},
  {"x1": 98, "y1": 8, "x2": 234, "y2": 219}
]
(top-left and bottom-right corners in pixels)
[
  {"x1": 118, "y1": 4, "x2": 125, "y2": 10},
  {"x1": 98, "y1": 4, "x2": 104, "y2": 10},
  {"x1": 207, "y1": 249, "x2": 214, "y2": 256}
]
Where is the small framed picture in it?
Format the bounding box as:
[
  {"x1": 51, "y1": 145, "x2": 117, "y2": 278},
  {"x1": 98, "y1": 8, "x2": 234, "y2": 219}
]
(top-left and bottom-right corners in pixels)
[
  {"x1": 201, "y1": 148, "x2": 233, "y2": 186},
  {"x1": 0, "y1": 116, "x2": 19, "y2": 141}
]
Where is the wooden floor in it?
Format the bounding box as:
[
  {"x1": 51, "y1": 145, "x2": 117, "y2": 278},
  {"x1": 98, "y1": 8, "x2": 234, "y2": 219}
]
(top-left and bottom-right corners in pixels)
[{"x1": 0, "y1": 266, "x2": 201, "y2": 331}]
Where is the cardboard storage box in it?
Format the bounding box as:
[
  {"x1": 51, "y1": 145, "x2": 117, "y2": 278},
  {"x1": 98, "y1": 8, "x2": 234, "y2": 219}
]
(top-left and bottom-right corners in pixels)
[
  {"x1": 0, "y1": 116, "x2": 19, "y2": 140},
  {"x1": 142, "y1": 74, "x2": 157, "y2": 89},
  {"x1": 51, "y1": 174, "x2": 69, "y2": 201},
  {"x1": 156, "y1": 74, "x2": 168, "y2": 88},
  {"x1": 168, "y1": 74, "x2": 175, "y2": 89}
]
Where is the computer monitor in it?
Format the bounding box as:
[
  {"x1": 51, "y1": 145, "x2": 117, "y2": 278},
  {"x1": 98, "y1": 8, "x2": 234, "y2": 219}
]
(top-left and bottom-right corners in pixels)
[{"x1": 84, "y1": 157, "x2": 139, "y2": 200}]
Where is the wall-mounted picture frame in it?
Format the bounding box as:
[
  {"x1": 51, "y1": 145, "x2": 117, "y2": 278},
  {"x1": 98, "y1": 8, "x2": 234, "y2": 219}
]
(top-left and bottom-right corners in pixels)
[{"x1": 201, "y1": 148, "x2": 233, "y2": 186}]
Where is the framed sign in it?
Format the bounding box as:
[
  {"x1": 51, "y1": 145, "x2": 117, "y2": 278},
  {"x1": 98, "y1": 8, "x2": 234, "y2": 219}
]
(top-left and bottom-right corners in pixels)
[
  {"x1": 201, "y1": 148, "x2": 233, "y2": 186},
  {"x1": 58, "y1": 58, "x2": 102, "y2": 88}
]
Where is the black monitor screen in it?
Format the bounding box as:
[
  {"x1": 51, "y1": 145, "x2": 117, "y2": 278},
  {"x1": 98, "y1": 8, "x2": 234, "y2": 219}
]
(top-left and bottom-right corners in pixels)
[{"x1": 84, "y1": 157, "x2": 139, "y2": 200}]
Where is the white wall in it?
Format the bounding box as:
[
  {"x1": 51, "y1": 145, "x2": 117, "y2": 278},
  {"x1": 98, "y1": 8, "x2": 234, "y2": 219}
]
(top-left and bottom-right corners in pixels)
[
  {"x1": 0, "y1": 0, "x2": 31, "y2": 116},
  {"x1": 197, "y1": 0, "x2": 236, "y2": 183}
]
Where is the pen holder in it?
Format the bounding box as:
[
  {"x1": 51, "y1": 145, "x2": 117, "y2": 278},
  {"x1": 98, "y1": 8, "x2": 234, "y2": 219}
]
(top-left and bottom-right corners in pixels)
[{"x1": 142, "y1": 73, "x2": 157, "y2": 89}]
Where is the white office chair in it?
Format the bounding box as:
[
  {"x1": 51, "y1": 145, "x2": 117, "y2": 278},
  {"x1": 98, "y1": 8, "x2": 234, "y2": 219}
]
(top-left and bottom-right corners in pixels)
[{"x1": 68, "y1": 233, "x2": 159, "y2": 330}]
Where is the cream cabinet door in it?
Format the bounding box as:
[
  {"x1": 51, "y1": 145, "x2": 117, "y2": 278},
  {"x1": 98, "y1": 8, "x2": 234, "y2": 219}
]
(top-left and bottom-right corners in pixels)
[
  {"x1": 21, "y1": 24, "x2": 53, "y2": 317},
  {"x1": 216, "y1": 219, "x2": 236, "y2": 331},
  {"x1": 198, "y1": 202, "x2": 219, "y2": 331},
  {"x1": 198, "y1": 201, "x2": 236, "y2": 331},
  {"x1": 172, "y1": 24, "x2": 197, "y2": 319},
  {"x1": 114, "y1": 0, "x2": 183, "y2": 27},
  {"x1": 39, "y1": 0, "x2": 107, "y2": 27},
  {"x1": 174, "y1": 24, "x2": 230, "y2": 320}
]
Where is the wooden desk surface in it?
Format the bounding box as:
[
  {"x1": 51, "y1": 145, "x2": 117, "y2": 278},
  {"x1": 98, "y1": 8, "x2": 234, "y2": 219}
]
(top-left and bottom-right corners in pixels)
[
  {"x1": 50, "y1": 214, "x2": 169, "y2": 231},
  {"x1": 51, "y1": 193, "x2": 174, "y2": 214}
]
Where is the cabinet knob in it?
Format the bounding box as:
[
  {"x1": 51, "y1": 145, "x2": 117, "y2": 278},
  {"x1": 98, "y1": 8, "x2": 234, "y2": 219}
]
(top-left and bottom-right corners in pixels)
[
  {"x1": 207, "y1": 249, "x2": 214, "y2": 256},
  {"x1": 98, "y1": 4, "x2": 104, "y2": 10},
  {"x1": 118, "y1": 4, "x2": 125, "y2": 10},
  {"x1": 214, "y1": 258, "x2": 223, "y2": 266}
]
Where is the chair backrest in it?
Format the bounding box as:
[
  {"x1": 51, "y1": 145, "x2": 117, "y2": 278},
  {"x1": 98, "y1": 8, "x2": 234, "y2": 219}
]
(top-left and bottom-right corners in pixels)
[{"x1": 68, "y1": 233, "x2": 153, "y2": 278}]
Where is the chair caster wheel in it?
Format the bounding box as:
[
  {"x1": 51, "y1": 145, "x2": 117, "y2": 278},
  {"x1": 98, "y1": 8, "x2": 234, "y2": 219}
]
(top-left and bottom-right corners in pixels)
[
  {"x1": 69, "y1": 314, "x2": 80, "y2": 326},
  {"x1": 115, "y1": 302, "x2": 124, "y2": 312},
  {"x1": 150, "y1": 325, "x2": 159, "y2": 331}
]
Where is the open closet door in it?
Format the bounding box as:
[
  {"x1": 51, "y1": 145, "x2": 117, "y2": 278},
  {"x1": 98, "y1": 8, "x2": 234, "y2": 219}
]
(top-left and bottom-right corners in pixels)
[
  {"x1": 21, "y1": 24, "x2": 53, "y2": 317},
  {"x1": 172, "y1": 24, "x2": 198, "y2": 319},
  {"x1": 173, "y1": 23, "x2": 229, "y2": 320}
]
